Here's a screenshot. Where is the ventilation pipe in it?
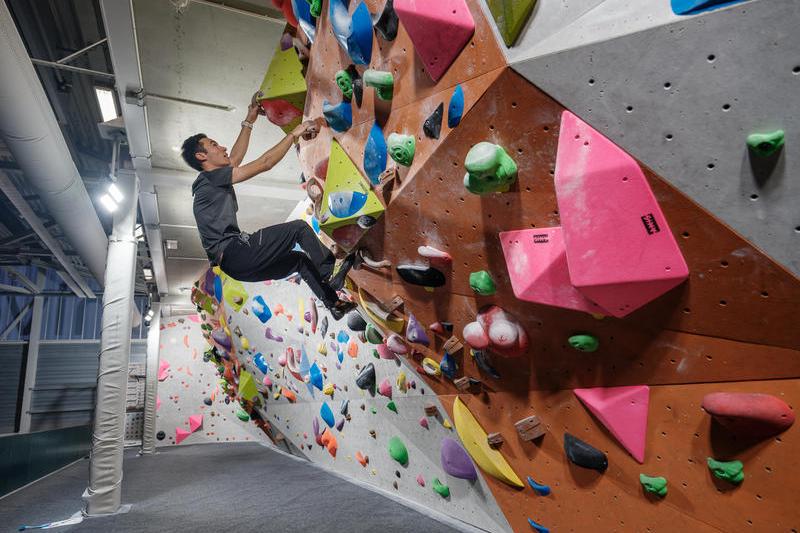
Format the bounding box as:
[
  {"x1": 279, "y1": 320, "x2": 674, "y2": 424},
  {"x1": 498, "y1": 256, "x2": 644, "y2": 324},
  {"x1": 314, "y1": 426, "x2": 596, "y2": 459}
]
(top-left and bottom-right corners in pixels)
[{"x1": 0, "y1": 2, "x2": 108, "y2": 291}]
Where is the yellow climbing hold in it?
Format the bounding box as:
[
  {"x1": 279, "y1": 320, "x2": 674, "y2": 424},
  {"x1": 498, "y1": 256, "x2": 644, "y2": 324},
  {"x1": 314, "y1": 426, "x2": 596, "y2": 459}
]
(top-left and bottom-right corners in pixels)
[
  {"x1": 422, "y1": 358, "x2": 442, "y2": 377},
  {"x1": 443, "y1": 419, "x2": 452, "y2": 429},
  {"x1": 318, "y1": 342, "x2": 328, "y2": 356},
  {"x1": 241, "y1": 337, "x2": 250, "y2": 351},
  {"x1": 452, "y1": 396, "x2": 524, "y2": 488},
  {"x1": 396, "y1": 371, "x2": 407, "y2": 391},
  {"x1": 323, "y1": 383, "x2": 335, "y2": 396},
  {"x1": 238, "y1": 369, "x2": 258, "y2": 401},
  {"x1": 222, "y1": 277, "x2": 248, "y2": 312},
  {"x1": 212, "y1": 266, "x2": 222, "y2": 276}
]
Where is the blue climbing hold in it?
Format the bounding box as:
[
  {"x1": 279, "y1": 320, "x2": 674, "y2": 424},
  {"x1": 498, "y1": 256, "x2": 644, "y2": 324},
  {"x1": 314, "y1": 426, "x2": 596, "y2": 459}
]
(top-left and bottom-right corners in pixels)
[
  {"x1": 320, "y1": 402, "x2": 336, "y2": 427},
  {"x1": 291, "y1": 0, "x2": 316, "y2": 43},
  {"x1": 310, "y1": 362, "x2": 324, "y2": 391},
  {"x1": 471, "y1": 349, "x2": 499, "y2": 379},
  {"x1": 337, "y1": 350, "x2": 344, "y2": 364},
  {"x1": 447, "y1": 84, "x2": 464, "y2": 128},
  {"x1": 337, "y1": 331, "x2": 350, "y2": 343},
  {"x1": 251, "y1": 295, "x2": 272, "y2": 323},
  {"x1": 671, "y1": 0, "x2": 745, "y2": 15},
  {"x1": 253, "y1": 353, "x2": 269, "y2": 374},
  {"x1": 311, "y1": 215, "x2": 320, "y2": 233},
  {"x1": 213, "y1": 275, "x2": 222, "y2": 303},
  {"x1": 328, "y1": 190, "x2": 368, "y2": 218},
  {"x1": 527, "y1": 476, "x2": 551, "y2": 496},
  {"x1": 440, "y1": 351, "x2": 457, "y2": 380},
  {"x1": 330, "y1": 0, "x2": 373, "y2": 65},
  {"x1": 364, "y1": 122, "x2": 388, "y2": 185},
  {"x1": 528, "y1": 518, "x2": 549, "y2": 533},
  {"x1": 323, "y1": 100, "x2": 353, "y2": 132}
]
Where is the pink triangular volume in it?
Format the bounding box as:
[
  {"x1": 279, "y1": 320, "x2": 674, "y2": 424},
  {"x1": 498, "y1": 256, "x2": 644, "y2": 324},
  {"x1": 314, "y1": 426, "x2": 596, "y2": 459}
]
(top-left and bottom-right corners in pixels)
[
  {"x1": 499, "y1": 227, "x2": 606, "y2": 314},
  {"x1": 175, "y1": 427, "x2": 191, "y2": 445},
  {"x1": 555, "y1": 111, "x2": 688, "y2": 317},
  {"x1": 394, "y1": 0, "x2": 475, "y2": 82},
  {"x1": 574, "y1": 385, "x2": 650, "y2": 463},
  {"x1": 189, "y1": 414, "x2": 203, "y2": 433}
]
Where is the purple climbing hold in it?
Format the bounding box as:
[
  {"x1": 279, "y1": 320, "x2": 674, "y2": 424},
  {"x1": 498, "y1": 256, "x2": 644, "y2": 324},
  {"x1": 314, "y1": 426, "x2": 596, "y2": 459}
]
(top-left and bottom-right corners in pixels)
[
  {"x1": 406, "y1": 313, "x2": 430, "y2": 346},
  {"x1": 265, "y1": 328, "x2": 284, "y2": 342},
  {"x1": 440, "y1": 437, "x2": 477, "y2": 480},
  {"x1": 211, "y1": 328, "x2": 231, "y2": 349},
  {"x1": 336, "y1": 417, "x2": 346, "y2": 431}
]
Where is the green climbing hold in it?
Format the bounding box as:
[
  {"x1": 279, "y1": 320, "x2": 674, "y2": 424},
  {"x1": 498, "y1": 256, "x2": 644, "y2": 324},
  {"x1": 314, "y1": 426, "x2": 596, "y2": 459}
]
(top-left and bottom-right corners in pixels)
[
  {"x1": 236, "y1": 408, "x2": 250, "y2": 421},
  {"x1": 747, "y1": 130, "x2": 784, "y2": 157},
  {"x1": 639, "y1": 474, "x2": 668, "y2": 497},
  {"x1": 487, "y1": 0, "x2": 536, "y2": 47},
  {"x1": 707, "y1": 457, "x2": 744, "y2": 484},
  {"x1": 306, "y1": 0, "x2": 322, "y2": 18},
  {"x1": 568, "y1": 334, "x2": 599, "y2": 352},
  {"x1": 464, "y1": 142, "x2": 518, "y2": 194},
  {"x1": 371, "y1": 407, "x2": 377, "y2": 414},
  {"x1": 366, "y1": 323, "x2": 384, "y2": 344},
  {"x1": 432, "y1": 477, "x2": 450, "y2": 498},
  {"x1": 469, "y1": 271, "x2": 496, "y2": 295},
  {"x1": 335, "y1": 69, "x2": 353, "y2": 100},
  {"x1": 387, "y1": 133, "x2": 415, "y2": 166},
  {"x1": 363, "y1": 69, "x2": 394, "y2": 100},
  {"x1": 387, "y1": 401, "x2": 398, "y2": 413},
  {"x1": 388, "y1": 436, "x2": 409, "y2": 465}
]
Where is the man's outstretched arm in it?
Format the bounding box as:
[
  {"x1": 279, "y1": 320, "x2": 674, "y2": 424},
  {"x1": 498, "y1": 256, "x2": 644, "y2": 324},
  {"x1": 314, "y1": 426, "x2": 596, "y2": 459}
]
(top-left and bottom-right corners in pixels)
[
  {"x1": 231, "y1": 120, "x2": 319, "y2": 184},
  {"x1": 229, "y1": 91, "x2": 263, "y2": 167}
]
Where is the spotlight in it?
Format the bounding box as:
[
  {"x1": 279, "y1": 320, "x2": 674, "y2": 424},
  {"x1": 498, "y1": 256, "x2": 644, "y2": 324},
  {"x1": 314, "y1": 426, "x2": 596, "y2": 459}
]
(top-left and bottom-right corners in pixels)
[
  {"x1": 99, "y1": 193, "x2": 117, "y2": 212},
  {"x1": 107, "y1": 182, "x2": 124, "y2": 203}
]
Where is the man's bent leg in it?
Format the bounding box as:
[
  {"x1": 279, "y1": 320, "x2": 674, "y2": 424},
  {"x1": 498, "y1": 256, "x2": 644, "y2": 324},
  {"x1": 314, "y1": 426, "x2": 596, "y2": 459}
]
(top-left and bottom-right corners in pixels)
[
  {"x1": 291, "y1": 220, "x2": 336, "y2": 280},
  {"x1": 260, "y1": 252, "x2": 339, "y2": 307}
]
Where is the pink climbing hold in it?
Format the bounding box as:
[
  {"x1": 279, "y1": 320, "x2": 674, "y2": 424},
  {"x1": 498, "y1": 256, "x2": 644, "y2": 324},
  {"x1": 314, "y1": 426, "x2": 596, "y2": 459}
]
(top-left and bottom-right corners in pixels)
[
  {"x1": 377, "y1": 343, "x2": 396, "y2": 360},
  {"x1": 463, "y1": 305, "x2": 528, "y2": 357},
  {"x1": 416, "y1": 474, "x2": 426, "y2": 486},
  {"x1": 175, "y1": 427, "x2": 191, "y2": 444},
  {"x1": 499, "y1": 227, "x2": 607, "y2": 314},
  {"x1": 156, "y1": 396, "x2": 161, "y2": 411},
  {"x1": 555, "y1": 111, "x2": 688, "y2": 317},
  {"x1": 418, "y1": 246, "x2": 452, "y2": 261},
  {"x1": 277, "y1": 354, "x2": 288, "y2": 366},
  {"x1": 378, "y1": 377, "x2": 393, "y2": 399},
  {"x1": 158, "y1": 359, "x2": 170, "y2": 381},
  {"x1": 189, "y1": 414, "x2": 203, "y2": 433},
  {"x1": 419, "y1": 416, "x2": 429, "y2": 429},
  {"x1": 386, "y1": 334, "x2": 408, "y2": 354},
  {"x1": 702, "y1": 392, "x2": 795, "y2": 438},
  {"x1": 462, "y1": 321, "x2": 489, "y2": 349},
  {"x1": 394, "y1": 0, "x2": 475, "y2": 82},
  {"x1": 263, "y1": 375, "x2": 273, "y2": 387},
  {"x1": 574, "y1": 385, "x2": 650, "y2": 463}
]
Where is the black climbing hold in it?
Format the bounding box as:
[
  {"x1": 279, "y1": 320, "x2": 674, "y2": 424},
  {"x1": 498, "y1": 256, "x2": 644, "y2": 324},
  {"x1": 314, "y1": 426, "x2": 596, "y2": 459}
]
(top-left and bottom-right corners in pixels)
[
  {"x1": 356, "y1": 363, "x2": 376, "y2": 390},
  {"x1": 347, "y1": 310, "x2": 368, "y2": 331},
  {"x1": 396, "y1": 264, "x2": 447, "y2": 287},
  {"x1": 373, "y1": 0, "x2": 399, "y2": 41},
  {"x1": 224, "y1": 396, "x2": 231, "y2": 405},
  {"x1": 204, "y1": 397, "x2": 213, "y2": 406},
  {"x1": 441, "y1": 322, "x2": 453, "y2": 332},
  {"x1": 423, "y1": 102, "x2": 444, "y2": 139},
  {"x1": 347, "y1": 65, "x2": 363, "y2": 107},
  {"x1": 156, "y1": 431, "x2": 165, "y2": 441},
  {"x1": 320, "y1": 316, "x2": 329, "y2": 338},
  {"x1": 564, "y1": 432, "x2": 608, "y2": 472},
  {"x1": 357, "y1": 215, "x2": 377, "y2": 229}
]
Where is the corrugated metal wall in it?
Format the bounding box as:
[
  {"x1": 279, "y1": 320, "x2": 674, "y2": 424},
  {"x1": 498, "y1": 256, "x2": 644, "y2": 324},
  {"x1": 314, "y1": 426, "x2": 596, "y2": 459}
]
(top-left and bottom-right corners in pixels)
[{"x1": 0, "y1": 343, "x2": 24, "y2": 434}]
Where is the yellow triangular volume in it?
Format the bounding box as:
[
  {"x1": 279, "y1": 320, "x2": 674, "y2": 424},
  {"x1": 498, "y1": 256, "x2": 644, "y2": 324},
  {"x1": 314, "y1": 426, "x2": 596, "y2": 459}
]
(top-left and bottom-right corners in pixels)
[
  {"x1": 453, "y1": 396, "x2": 524, "y2": 487},
  {"x1": 258, "y1": 46, "x2": 306, "y2": 102},
  {"x1": 320, "y1": 139, "x2": 385, "y2": 234}
]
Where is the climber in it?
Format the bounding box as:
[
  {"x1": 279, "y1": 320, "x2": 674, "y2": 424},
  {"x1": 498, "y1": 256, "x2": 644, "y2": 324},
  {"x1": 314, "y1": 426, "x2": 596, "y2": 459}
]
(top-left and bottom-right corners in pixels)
[{"x1": 183, "y1": 91, "x2": 357, "y2": 319}]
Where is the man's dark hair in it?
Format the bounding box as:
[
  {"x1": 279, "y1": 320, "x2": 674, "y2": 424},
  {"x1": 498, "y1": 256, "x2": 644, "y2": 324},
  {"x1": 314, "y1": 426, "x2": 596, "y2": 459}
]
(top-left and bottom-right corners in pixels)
[{"x1": 181, "y1": 133, "x2": 207, "y2": 172}]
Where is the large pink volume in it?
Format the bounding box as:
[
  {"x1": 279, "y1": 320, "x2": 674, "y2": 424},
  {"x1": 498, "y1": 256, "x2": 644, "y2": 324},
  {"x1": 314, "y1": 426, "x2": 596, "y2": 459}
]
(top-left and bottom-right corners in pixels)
[
  {"x1": 499, "y1": 226, "x2": 606, "y2": 314},
  {"x1": 394, "y1": 0, "x2": 475, "y2": 82},
  {"x1": 574, "y1": 385, "x2": 650, "y2": 463},
  {"x1": 554, "y1": 111, "x2": 688, "y2": 317}
]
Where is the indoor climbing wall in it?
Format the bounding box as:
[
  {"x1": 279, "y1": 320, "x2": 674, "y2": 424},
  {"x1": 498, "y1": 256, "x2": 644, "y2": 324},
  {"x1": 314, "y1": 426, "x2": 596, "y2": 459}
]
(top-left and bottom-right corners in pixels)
[
  {"x1": 194, "y1": 0, "x2": 798, "y2": 531},
  {"x1": 154, "y1": 317, "x2": 269, "y2": 446},
  {"x1": 192, "y1": 270, "x2": 512, "y2": 532}
]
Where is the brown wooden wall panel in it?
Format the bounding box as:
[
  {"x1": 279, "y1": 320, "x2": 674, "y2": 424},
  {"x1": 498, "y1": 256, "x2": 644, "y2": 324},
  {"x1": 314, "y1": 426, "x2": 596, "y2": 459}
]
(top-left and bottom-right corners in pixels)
[
  {"x1": 436, "y1": 379, "x2": 799, "y2": 533},
  {"x1": 352, "y1": 67, "x2": 800, "y2": 352}
]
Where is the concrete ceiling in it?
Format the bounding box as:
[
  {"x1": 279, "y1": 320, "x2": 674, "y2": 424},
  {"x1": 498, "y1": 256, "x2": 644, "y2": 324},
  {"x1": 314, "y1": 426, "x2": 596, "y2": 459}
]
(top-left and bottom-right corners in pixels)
[{"x1": 131, "y1": 0, "x2": 304, "y2": 307}]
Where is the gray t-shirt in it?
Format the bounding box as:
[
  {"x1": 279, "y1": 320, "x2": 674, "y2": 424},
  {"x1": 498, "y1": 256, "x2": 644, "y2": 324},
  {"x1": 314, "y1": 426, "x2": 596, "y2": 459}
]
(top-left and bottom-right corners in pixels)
[{"x1": 191, "y1": 166, "x2": 241, "y2": 262}]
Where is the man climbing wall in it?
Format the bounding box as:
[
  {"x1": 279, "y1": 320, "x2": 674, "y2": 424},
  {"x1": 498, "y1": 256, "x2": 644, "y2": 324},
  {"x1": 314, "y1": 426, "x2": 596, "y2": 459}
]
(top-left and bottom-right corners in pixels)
[{"x1": 183, "y1": 91, "x2": 357, "y2": 320}]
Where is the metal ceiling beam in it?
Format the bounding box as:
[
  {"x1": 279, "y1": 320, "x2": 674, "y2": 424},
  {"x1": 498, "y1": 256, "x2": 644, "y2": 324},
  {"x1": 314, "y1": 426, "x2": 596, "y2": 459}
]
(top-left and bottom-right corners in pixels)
[
  {"x1": 0, "y1": 283, "x2": 30, "y2": 295},
  {"x1": 189, "y1": 0, "x2": 284, "y2": 24},
  {"x1": 0, "y1": 173, "x2": 94, "y2": 298},
  {"x1": 1, "y1": 266, "x2": 39, "y2": 293},
  {"x1": 30, "y1": 58, "x2": 115, "y2": 79},
  {"x1": 0, "y1": 301, "x2": 32, "y2": 340},
  {"x1": 57, "y1": 37, "x2": 108, "y2": 64}
]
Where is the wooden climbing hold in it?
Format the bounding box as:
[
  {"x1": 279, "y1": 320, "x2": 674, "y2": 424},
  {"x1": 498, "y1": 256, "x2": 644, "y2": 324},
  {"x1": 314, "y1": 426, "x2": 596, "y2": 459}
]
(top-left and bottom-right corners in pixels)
[
  {"x1": 487, "y1": 432, "x2": 504, "y2": 448},
  {"x1": 453, "y1": 376, "x2": 471, "y2": 392},
  {"x1": 424, "y1": 404, "x2": 439, "y2": 417},
  {"x1": 442, "y1": 335, "x2": 464, "y2": 354},
  {"x1": 515, "y1": 415, "x2": 545, "y2": 441}
]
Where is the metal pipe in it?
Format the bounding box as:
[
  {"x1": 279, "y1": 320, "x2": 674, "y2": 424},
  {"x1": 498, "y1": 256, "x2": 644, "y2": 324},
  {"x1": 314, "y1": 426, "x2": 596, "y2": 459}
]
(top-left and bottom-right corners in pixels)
[
  {"x1": 139, "y1": 302, "x2": 160, "y2": 455},
  {"x1": 0, "y1": 3, "x2": 109, "y2": 293},
  {"x1": 189, "y1": 0, "x2": 284, "y2": 24},
  {"x1": 57, "y1": 37, "x2": 108, "y2": 64},
  {"x1": 30, "y1": 58, "x2": 115, "y2": 79},
  {"x1": 18, "y1": 270, "x2": 44, "y2": 433}
]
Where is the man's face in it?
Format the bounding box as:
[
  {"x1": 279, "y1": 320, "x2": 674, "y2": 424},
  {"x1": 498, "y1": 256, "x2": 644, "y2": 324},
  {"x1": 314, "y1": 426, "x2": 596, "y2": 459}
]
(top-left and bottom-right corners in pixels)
[{"x1": 197, "y1": 138, "x2": 230, "y2": 168}]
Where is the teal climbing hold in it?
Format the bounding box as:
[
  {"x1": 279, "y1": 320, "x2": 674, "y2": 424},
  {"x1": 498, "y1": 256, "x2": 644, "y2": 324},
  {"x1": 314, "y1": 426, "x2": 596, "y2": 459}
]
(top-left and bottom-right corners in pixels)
[
  {"x1": 747, "y1": 130, "x2": 785, "y2": 157},
  {"x1": 388, "y1": 436, "x2": 409, "y2": 465},
  {"x1": 363, "y1": 69, "x2": 394, "y2": 100},
  {"x1": 469, "y1": 270, "x2": 496, "y2": 295},
  {"x1": 464, "y1": 142, "x2": 518, "y2": 194},
  {"x1": 447, "y1": 84, "x2": 464, "y2": 128},
  {"x1": 672, "y1": 0, "x2": 747, "y2": 15},
  {"x1": 387, "y1": 133, "x2": 415, "y2": 166},
  {"x1": 568, "y1": 334, "x2": 599, "y2": 352}
]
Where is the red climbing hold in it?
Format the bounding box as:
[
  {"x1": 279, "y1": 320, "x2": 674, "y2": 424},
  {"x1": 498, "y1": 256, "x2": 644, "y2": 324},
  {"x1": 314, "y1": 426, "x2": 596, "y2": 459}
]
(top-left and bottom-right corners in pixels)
[
  {"x1": 394, "y1": 0, "x2": 475, "y2": 82},
  {"x1": 702, "y1": 392, "x2": 795, "y2": 438},
  {"x1": 574, "y1": 385, "x2": 650, "y2": 463}
]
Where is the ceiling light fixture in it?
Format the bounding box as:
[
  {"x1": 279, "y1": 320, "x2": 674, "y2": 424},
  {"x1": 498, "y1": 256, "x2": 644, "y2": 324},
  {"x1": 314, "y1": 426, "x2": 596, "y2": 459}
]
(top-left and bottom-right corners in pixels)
[
  {"x1": 99, "y1": 193, "x2": 117, "y2": 212},
  {"x1": 94, "y1": 86, "x2": 119, "y2": 123},
  {"x1": 165, "y1": 239, "x2": 179, "y2": 250},
  {"x1": 143, "y1": 267, "x2": 153, "y2": 280}
]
